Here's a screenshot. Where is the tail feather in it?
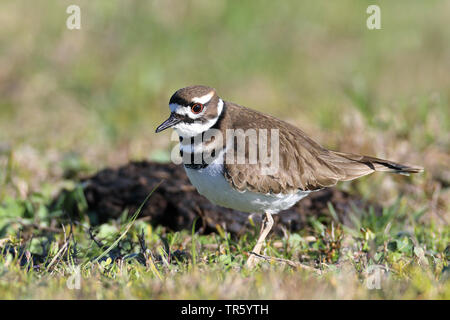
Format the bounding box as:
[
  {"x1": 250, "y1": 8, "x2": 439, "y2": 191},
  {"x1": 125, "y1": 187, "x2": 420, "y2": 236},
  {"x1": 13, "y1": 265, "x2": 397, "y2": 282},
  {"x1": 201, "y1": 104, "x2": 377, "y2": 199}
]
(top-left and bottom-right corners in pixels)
[{"x1": 326, "y1": 151, "x2": 424, "y2": 182}]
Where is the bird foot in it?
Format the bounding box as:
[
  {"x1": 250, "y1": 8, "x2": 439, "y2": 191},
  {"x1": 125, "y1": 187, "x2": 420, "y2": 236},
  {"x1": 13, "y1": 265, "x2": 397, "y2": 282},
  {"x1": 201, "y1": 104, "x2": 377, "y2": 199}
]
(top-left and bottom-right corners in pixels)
[{"x1": 246, "y1": 252, "x2": 322, "y2": 274}]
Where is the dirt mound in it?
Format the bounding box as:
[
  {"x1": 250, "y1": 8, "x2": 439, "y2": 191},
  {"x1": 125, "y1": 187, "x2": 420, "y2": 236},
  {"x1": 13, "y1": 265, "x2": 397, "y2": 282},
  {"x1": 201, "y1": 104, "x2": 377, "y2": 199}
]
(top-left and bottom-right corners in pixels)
[{"x1": 59, "y1": 161, "x2": 377, "y2": 235}]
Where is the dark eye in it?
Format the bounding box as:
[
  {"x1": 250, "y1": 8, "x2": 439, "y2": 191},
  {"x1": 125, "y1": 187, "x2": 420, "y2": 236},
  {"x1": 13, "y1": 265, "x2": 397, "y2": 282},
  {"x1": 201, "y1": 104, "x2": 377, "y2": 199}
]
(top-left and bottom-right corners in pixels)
[{"x1": 191, "y1": 103, "x2": 204, "y2": 114}]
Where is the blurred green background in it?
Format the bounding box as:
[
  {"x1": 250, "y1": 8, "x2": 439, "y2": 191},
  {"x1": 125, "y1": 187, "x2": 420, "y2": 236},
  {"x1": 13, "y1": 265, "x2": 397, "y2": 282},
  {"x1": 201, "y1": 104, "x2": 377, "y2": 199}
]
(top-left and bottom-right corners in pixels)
[
  {"x1": 0, "y1": 0, "x2": 448, "y2": 300},
  {"x1": 0, "y1": 0, "x2": 448, "y2": 213}
]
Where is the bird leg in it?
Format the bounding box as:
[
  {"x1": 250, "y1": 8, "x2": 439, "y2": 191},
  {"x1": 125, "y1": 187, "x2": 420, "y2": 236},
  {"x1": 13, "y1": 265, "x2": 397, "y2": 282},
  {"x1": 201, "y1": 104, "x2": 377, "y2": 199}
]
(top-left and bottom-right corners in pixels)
[{"x1": 246, "y1": 212, "x2": 274, "y2": 268}]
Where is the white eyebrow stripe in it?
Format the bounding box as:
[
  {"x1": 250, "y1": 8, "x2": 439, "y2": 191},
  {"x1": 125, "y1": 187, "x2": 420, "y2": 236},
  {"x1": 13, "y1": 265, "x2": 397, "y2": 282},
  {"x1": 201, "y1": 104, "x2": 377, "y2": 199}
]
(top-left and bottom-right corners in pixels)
[{"x1": 192, "y1": 91, "x2": 214, "y2": 104}]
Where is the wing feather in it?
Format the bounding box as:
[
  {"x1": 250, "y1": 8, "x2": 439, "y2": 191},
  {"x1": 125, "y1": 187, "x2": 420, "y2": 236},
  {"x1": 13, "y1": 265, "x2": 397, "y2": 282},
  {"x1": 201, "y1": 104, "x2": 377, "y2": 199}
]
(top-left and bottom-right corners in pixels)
[{"x1": 221, "y1": 103, "x2": 422, "y2": 194}]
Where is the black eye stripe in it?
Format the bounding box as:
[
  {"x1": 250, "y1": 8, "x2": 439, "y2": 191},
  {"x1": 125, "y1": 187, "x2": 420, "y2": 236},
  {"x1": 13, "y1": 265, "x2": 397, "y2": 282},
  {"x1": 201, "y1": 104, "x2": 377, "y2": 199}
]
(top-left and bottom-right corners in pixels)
[
  {"x1": 179, "y1": 115, "x2": 196, "y2": 123},
  {"x1": 175, "y1": 113, "x2": 205, "y2": 124},
  {"x1": 176, "y1": 114, "x2": 213, "y2": 125}
]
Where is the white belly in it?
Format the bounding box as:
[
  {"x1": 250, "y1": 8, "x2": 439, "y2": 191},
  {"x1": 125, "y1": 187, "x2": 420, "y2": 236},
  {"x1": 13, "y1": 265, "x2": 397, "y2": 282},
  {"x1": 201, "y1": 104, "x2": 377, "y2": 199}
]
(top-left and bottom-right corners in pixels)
[{"x1": 184, "y1": 154, "x2": 310, "y2": 214}]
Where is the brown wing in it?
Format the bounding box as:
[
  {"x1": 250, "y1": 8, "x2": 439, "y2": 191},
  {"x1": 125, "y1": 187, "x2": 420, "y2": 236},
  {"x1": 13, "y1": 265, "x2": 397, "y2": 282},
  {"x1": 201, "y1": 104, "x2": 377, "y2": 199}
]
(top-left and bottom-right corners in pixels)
[
  {"x1": 222, "y1": 103, "x2": 423, "y2": 194},
  {"x1": 222, "y1": 104, "x2": 345, "y2": 193}
]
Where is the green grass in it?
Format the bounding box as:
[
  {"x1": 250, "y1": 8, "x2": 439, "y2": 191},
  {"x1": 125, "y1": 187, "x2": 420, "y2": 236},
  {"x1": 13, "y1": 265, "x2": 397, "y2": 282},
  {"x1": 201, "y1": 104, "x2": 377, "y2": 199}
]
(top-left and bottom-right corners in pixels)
[
  {"x1": 0, "y1": 187, "x2": 448, "y2": 299},
  {"x1": 0, "y1": 0, "x2": 449, "y2": 299}
]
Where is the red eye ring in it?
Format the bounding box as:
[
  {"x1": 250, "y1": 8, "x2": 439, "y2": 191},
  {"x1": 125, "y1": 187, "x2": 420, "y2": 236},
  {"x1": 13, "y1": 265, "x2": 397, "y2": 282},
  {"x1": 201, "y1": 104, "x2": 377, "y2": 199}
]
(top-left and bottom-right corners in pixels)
[{"x1": 191, "y1": 103, "x2": 204, "y2": 114}]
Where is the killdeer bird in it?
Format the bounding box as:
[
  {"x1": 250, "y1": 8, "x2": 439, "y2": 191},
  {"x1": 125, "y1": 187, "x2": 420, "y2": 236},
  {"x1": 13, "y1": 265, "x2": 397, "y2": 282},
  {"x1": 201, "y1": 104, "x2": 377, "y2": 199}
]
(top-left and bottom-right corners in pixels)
[{"x1": 156, "y1": 85, "x2": 423, "y2": 268}]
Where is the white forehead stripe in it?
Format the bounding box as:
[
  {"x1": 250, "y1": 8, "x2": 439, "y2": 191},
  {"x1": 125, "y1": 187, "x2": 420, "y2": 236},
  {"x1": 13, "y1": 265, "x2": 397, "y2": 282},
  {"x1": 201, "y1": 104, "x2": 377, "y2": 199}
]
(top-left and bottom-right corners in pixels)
[
  {"x1": 192, "y1": 91, "x2": 214, "y2": 104},
  {"x1": 169, "y1": 103, "x2": 181, "y2": 113}
]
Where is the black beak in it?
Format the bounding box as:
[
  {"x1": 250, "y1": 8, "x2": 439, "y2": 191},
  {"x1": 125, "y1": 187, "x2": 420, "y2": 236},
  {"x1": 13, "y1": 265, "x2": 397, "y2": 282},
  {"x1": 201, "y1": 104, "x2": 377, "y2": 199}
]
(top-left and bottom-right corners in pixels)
[{"x1": 155, "y1": 113, "x2": 181, "y2": 133}]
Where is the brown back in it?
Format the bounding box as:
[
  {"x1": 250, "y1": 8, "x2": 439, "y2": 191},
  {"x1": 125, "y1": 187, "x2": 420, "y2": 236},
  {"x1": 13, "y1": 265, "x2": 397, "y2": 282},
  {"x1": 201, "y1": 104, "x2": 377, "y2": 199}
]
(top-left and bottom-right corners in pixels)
[{"x1": 217, "y1": 102, "x2": 422, "y2": 194}]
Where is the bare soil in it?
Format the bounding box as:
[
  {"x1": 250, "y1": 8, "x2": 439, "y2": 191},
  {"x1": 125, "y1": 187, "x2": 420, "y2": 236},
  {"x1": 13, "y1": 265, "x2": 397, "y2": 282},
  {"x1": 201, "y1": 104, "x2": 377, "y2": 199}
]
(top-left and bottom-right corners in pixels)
[{"x1": 57, "y1": 161, "x2": 379, "y2": 235}]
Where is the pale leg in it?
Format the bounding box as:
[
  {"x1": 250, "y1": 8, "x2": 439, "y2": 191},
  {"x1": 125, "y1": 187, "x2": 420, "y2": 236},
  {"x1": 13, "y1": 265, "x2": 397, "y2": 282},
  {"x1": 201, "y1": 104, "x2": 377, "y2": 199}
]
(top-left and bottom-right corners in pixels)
[{"x1": 246, "y1": 212, "x2": 274, "y2": 268}]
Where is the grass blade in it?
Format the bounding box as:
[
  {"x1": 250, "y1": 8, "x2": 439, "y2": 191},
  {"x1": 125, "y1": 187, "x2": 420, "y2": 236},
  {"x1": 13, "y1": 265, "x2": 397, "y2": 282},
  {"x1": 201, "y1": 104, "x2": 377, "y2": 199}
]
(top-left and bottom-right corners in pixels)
[{"x1": 92, "y1": 181, "x2": 162, "y2": 264}]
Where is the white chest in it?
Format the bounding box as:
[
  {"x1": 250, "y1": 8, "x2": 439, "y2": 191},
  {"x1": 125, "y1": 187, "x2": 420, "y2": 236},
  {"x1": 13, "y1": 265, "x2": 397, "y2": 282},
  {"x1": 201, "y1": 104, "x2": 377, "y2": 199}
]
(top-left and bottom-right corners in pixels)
[{"x1": 184, "y1": 152, "x2": 310, "y2": 214}]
